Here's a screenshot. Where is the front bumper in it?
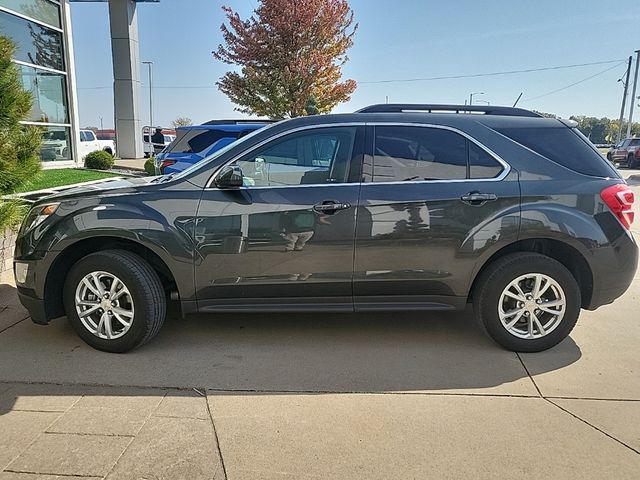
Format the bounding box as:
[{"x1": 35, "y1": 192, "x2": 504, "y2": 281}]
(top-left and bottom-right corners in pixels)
[{"x1": 17, "y1": 287, "x2": 49, "y2": 325}]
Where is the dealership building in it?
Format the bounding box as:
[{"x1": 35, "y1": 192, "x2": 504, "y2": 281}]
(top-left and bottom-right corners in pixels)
[{"x1": 0, "y1": 0, "x2": 151, "y2": 166}]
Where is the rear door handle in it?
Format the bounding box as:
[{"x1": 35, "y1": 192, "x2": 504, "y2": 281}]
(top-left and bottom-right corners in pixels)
[
  {"x1": 313, "y1": 200, "x2": 351, "y2": 214},
  {"x1": 461, "y1": 192, "x2": 498, "y2": 205}
]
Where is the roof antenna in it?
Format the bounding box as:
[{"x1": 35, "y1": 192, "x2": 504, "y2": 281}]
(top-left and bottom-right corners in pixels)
[{"x1": 513, "y1": 92, "x2": 523, "y2": 107}]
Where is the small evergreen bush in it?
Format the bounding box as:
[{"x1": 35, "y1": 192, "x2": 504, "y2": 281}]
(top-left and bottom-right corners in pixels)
[
  {"x1": 84, "y1": 150, "x2": 114, "y2": 170},
  {"x1": 144, "y1": 157, "x2": 156, "y2": 175}
]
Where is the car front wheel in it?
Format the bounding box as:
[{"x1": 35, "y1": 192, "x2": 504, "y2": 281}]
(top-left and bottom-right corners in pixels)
[
  {"x1": 63, "y1": 250, "x2": 166, "y2": 353},
  {"x1": 473, "y1": 253, "x2": 581, "y2": 352}
]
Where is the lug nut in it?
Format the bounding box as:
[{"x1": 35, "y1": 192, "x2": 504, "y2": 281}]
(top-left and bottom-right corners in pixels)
[{"x1": 107, "y1": 310, "x2": 112, "y2": 315}]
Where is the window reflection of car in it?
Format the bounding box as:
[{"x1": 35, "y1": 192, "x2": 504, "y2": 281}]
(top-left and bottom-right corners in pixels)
[
  {"x1": 154, "y1": 120, "x2": 272, "y2": 174},
  {"x1": 41, "y1": 130, "x2": 69, "y2": 160}
]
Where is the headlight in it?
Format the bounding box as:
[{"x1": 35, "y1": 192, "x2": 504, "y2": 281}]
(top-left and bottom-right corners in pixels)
[{"x1": 22, "y1": 202, "x2": 60, "y2": 232}]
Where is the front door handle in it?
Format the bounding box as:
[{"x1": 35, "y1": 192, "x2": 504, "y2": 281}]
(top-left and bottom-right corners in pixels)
[
  {"x1": 461, "y1": 192, "x2": 498, "y2": 205},
  {"x1": 313, "y1": 200, "x2": 351, "y2": 214}
]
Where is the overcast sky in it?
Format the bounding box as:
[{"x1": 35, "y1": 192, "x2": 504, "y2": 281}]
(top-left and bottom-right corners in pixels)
[{"x1": 70, "y1": 0, "x2": 640, "y2": 128}]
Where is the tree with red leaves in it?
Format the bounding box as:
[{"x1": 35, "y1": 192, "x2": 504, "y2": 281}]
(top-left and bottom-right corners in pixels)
[{"x1": 213, "y1": 0, "x2": 357, "y2": 118}]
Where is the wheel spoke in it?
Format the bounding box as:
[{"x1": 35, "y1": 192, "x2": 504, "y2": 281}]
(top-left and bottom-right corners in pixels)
[
  {"x1": 113, "y1": 312, "x2": 131, "y2": 328},
  {"x1": 82, "y1": 278, "x2": 101, "y2": 298},
  {"x1": 112, "y1": 306, "x2": 133, "y2": 318},
  {"x1": 104, "y1": 315, "x2": 113, "y2": 339},
  {"x1": 532, "y1": 274, "x2": 542, "y2": 298},
  {"x1": 77, "y1": 300, "x2": 99, "y2": 307},
  {"x1": 540, "y1": 299, "x2": 564, "y2": 309},
  {"x1": 91, "y1": 273, "x2": 106, "y2": 296},
  {"x1": 527, "y1": 314, "x2": 535, "y2": 338},
  {"x1": 504, "y1": 310, "x2": 525, "y2": 329},
  {"x1": 109, "y1": 278, "x2": 121, "y2": 297},
  {"x1": 112, "y1": 288, "x2": 128, "y2": 300},
  {"x1": 537, "y1": 278, "x2": 552, "y2": 298},
  {"x1": 532, "y1": 313, "x2": 546, "y2": 336},
  {"x1": 79, "y1": 305, "x2": 100, "y2": 318},
  {"x1": 504, "y1": 290, "x2": 525, "y2": 302}
]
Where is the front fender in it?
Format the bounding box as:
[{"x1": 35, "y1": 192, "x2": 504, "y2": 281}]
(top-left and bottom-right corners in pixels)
[{"x1": 17, "y1": 191, "x2": 199, "y2": 301}]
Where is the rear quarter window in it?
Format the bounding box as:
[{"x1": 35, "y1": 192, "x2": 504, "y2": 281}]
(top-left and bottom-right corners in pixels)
[{"x1": 496, "y1": 126, "x2": 616, "y2": 177}]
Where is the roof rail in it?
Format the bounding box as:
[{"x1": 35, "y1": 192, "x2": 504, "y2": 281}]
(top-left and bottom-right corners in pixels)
[
  {"x1": 356, "y1": 104, "x2": 541, "y2": 118},
  {"x1": 203, "y1": 119, "x2": 277, "y2": 125}
]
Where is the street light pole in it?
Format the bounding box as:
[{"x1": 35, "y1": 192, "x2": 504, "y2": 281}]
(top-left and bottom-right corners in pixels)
[
  {"x1": 142, "y1": 61, "x2": 154, "y2": 129},
  {"x1": 469, "y1": 92, "x2": 485, "y2": 106}
]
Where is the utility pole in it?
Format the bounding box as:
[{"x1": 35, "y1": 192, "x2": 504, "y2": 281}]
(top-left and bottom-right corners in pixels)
[
  {"x1": 626, "y1": 50, "x2": 640, "y2": 138},
  {"x1": 617, "y1": 56, "x2": 632, "y2": 143}
]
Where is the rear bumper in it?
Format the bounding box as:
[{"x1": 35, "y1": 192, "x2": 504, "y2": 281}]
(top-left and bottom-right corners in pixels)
[{"x1": 586, "y1": 228, "x2": 638, "y2": 310}]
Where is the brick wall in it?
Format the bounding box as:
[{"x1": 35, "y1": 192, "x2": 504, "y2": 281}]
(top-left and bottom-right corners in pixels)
[{"x1": 0, "y1": 229, "x2": 16, "y2": 274}]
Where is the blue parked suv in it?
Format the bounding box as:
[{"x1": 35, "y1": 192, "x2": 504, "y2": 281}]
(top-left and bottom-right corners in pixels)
[{"x1": 155, "y1": 120, "x2": 271, "y2": 174}]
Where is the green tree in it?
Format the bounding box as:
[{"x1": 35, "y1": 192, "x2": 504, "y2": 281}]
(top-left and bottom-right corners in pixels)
[
  {"x1": 213, "y1": 0, "x2": 358, "y2": 118},
  {"x1": 0, "y1": 36, "x2": 42, "y2": 229}
]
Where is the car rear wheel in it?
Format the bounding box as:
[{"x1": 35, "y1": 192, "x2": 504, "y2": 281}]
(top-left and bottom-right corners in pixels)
[
  {"x1": 63, "y1": 250, "x2": 166, "y2": 353},
  {"x1": 473, "y1": 253, "x2": 581, "y2": 352}
]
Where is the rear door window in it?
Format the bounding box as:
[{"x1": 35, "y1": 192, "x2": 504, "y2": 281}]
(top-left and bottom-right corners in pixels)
[
  {"x1": 496, "y1": 126, "x2": 615, "y2": 177},
  {"x1": 371, "y1": 126, "x2": 503, "y2": 182}
]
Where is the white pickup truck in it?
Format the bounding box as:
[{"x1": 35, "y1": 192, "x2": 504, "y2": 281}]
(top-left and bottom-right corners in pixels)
[{"x1": 78, "y1": 129, "x2": 116, "y2": 159}]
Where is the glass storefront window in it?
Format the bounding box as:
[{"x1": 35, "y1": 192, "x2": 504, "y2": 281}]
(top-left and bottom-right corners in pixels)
[
  {"x1": 0, "y1": 10, "x2": 63, "y2": 70},
  {"x1": 19, "y1": 64, "x2": 68, "y2": 123},
  {"x1": 0, "y1": 0, "x2": 61, "y2": 28},
  {"x1": 39, "y1": 126, "x2": 72, "y2": 162}
]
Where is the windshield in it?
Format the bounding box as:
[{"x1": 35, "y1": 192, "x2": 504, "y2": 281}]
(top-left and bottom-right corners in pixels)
[{"x1": 171, "y1": 122, "x2": 281, "y2": 180}]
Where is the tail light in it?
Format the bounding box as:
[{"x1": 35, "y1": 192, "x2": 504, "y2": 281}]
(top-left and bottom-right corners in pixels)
[
  {"x1": 600, "y1": 184, "x2": 635, "y2": 229},
  {"x1": 635, "y1": 149, "x2": 640, "y2": 158},
  {"x1": 160, "y1": 159, "x2": 176, "y2": 173}
]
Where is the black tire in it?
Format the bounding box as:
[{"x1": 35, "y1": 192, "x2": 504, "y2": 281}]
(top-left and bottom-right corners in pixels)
[
  {"x1": 63, "y1": 250, "x2": 166, "y2": 353},
  {"x1": 628, "y1": 154, "x2": 638, "y2": 169},
  {"x1": 473, "y1": 253, "x2": 581, "y2": 352}
]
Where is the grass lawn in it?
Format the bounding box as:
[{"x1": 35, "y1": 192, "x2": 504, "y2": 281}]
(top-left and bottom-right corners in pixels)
[{"x1": 15, "y1": 168, "x2": 121, "y2": 193}]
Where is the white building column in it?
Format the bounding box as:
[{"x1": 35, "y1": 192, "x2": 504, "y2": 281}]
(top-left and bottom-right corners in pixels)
[{"x1": 108, "y1": 0, "x2": 143, "y2": 158}]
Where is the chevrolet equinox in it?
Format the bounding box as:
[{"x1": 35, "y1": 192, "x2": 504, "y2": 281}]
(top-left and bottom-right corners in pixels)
[{"x1": 14, "y1": 104, "x2": 638, "y2": 353}]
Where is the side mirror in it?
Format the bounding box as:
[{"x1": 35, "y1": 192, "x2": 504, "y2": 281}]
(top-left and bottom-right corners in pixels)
[{"x1": 215, "y1": 165, "x2": 244, "y2": 188}]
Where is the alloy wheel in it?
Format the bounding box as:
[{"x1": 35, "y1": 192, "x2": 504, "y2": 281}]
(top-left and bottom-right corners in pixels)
[
  {"x1": 498, "y1": 273, "x2": 566, "y2": 339},
  {"x1": 74, "y1": 271, "x2": 134, "y2": 340}
]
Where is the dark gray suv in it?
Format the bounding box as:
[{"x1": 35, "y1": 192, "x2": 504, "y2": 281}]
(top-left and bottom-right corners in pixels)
[{"x1": 14, "y1": 104, "x2": 638, "y2": 353}]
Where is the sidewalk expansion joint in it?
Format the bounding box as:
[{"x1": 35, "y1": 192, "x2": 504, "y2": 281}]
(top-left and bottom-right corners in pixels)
[
  {"x1": 204, "y1": 388, "x2": 229, "y2": 480},
  {"x1": 3, "y1": 469, "x2": 99, "y2": 478},
  {"x1": 43, "y1": 431, "x2": 136, "y2": 438},
  {"x1": 515, "y1": 352, "x2": 543, "y2": 397},
  {"x1": 516, "y1": 353, "x2": 639, "y2": 456},
  {"x1": 545, "y1": 398, "x2": 640, "y2": 455},
  {"x1": 0, "y1": 315, "x2": 29, "y2": 335}
]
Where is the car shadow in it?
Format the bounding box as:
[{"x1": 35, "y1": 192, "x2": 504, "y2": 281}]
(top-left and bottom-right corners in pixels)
[{"x1": 0, "y1": 297, "x2": 582, "y2": 415}]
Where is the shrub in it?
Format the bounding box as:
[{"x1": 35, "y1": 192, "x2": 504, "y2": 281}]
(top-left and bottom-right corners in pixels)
[
  {"x1": 0, "y1": 36, "x2": 42, "y2": 230},
  {"x1": 84, "y1": 150, "x2": 114, "y2": 170},
  {"x1": 144, "y1": 157, "x2": 156, "y2": 175}
]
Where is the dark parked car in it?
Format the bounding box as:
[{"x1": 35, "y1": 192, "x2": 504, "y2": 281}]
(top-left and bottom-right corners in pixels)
[
  {"x1": 607, "y1": 138, "x2": 640, "y2": 168},
  {"x1": 14, "y1": 104, "x2": 637, "y2": 353}
]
